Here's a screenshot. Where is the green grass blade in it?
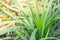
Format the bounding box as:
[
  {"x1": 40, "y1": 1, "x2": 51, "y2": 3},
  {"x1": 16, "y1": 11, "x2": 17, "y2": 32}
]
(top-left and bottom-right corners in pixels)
[
  {"x1": 42, "y1": 0, "x2": 53, "y2": 37},
  {"x1": 0, "y1": 21, "x2": 15, "y2": 26},
  {"x1": 0, "y1": 7, "x2": 24, "y2": 24},
  {"x1": 27, "y1": 0, "x2": 37, "y2": 26},
  {"x1": 30, "y1": 29, "x2": 37, "y2": 40},
  {"x1": 40, "y1": 37, "x2": 60, "y2": 40}
]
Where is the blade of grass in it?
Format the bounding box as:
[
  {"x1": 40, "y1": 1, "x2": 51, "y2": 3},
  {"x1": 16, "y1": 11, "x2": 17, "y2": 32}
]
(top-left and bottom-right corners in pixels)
[
  {"x1": 0, "y1": 7, "x2": 24, "y2": 24},
  {"x1": 33, "y1": 0, "x2": 41, "y2": 29},
  {"x1": 41, "y1": 0, "x2": 49, "y2": 37},
  {"x1": 0, "y1": 1, "x2": 19, "y2": 13},
  {"x1": 33, "y1": 0, "x2": 43, "y2": 38},
  {"x1": 40, "y1": 37, "x2": 60, "y2": 40},
  {"x1": 42, "y1": 0, "x2": 53, "y2": 37},
  {"x1": 46, "y1": 7, "x2": 60, "y2": 27},
  {"x1": 30, "y1": 29, "x2": 37, "y2": 40},
  {"x1": 0, "y1": 21, "x2": 15, "y2": 26}
]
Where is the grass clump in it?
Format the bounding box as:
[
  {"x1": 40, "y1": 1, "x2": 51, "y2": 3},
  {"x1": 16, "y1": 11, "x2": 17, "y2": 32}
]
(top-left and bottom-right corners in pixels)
[{"x1": 0, "y1": 0, "x2": 60, "y2": 40}]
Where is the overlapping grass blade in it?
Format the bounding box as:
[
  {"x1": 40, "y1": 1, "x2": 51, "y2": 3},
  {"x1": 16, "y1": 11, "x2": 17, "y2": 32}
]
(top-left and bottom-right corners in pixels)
[
  {"x1": 40, "y1": 37, "x2": 60, "y2": 40},
  {"x1": 13, "y1": 0, "x2": 28, "y2": 17},
  {"x1": 0, "y1": 21, "x2": 15, "y2": 26},
  {"x1": 0, "y1": 7, "x2": 24, "y2": 24},
  {"x1": 30, "y1": 29, "x2": 37, "y2": 40},
  {"x1": 42, "y1": 0, "x2": 53, "y2": 37}
]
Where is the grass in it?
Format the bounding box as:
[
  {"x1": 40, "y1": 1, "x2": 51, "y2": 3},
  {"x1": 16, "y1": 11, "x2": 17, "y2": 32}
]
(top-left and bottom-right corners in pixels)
[{"x1": 0, "y1": 0, "x2": 60, "y2": 40}]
